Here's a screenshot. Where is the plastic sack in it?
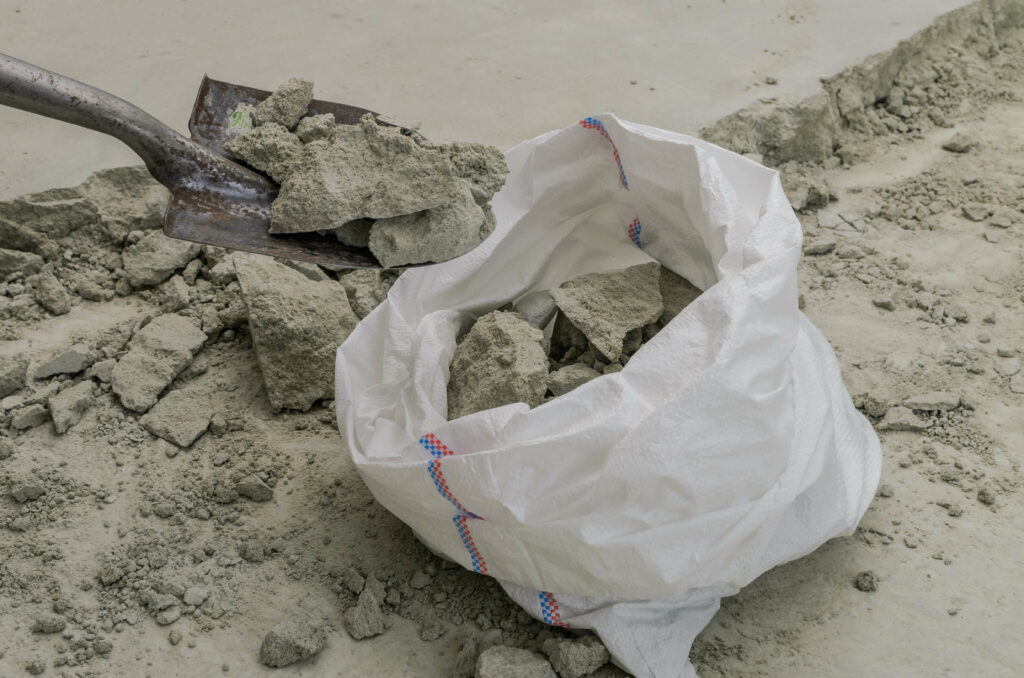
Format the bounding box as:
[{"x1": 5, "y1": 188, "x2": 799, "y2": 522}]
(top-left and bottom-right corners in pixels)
[{"x1": 335, "y1": 114, "x2": 881, "y2": 677}]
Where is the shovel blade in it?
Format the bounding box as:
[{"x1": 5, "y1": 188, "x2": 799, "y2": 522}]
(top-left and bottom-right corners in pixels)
[{"x1": 162, "y1": 76, "x2": 384, "y2": 269}]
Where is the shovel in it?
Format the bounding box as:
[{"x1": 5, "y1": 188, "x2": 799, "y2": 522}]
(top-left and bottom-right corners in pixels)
[{"x1": 0, "y1": 53, "x2": 391, "y2": 268}]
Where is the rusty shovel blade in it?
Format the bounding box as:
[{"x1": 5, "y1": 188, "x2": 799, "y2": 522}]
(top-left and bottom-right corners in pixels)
[{"x1": 163, "y1": 76, "x2": 384, "y2": 268}]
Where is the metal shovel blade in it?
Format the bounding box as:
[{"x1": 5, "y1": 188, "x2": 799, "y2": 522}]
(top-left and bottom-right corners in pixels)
[{"x1": 164, "y1": 76, "x2": 383, "y2": 268}]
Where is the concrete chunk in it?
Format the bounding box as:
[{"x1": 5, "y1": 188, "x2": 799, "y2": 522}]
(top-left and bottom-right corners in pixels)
[
  {"x1": 542, "y1": 637, "x2": 610, "y2": 678},
  {"x1": 139, "y1": 388, "x2": 211, "y2": 447},
  {"x1": 902, "y1": 392, "x2": 960, "y2": 411},
  {"x1": 259, "y1": 618, "x2": 326, "y2": 667},
  {"x1": 121, "y1": 231, "x2": 201, "y2": 288},
  {"x1": 0, "y1": 354, "x2": 28, "y2": 397},
  {"x1": 234, "y1": 253, "x2": 358, "y2": 411},
  {"x1": 550, "y1": 263, "x2": 663, "y2": 362},
  {"x1": 35, "y1": 344, "x2": 94, "y2": 379},
  {"x1": 877, "y1": 406, "x2": 930, "y2": 432},
  {"x1": 252, "y1": 78, "x2": 314, "y2": 129},
  {"x1": 547, "y1": 364, "x2": 602, "y2": 397},
  {"x1": 447, "y1": 311, "x2": 548, "y2": 420},
  {"x1": 110, "y1": 314, "x2": 207, "y2": 412},
  {"x1": 476, "y1": 646, "x2": 556, "y2": 678},
  {"x1": 223, "y1": 123, "x2": 303, "y2": 184},
  {"x1": 31, "y1": 271, "x2": 72, "y2": 314},
  {"x1": 0, "y1": 248, "x2": 44, "y2": 277},
  {"x1": 49, "y1": 380, "x2": 96, "y2": 434}
]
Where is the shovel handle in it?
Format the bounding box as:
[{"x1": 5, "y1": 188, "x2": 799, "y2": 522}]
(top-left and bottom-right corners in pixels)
[{"x1": 0, "y1": 52, "x2": 199, "y2": 187}]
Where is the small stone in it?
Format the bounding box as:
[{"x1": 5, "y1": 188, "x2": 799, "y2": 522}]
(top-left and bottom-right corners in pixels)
[
  {"x1": 140, "y1": 388, "x2": 211, "y2": 447},
  {"x1": 1009, "y1": 374, "x2": 1024, "y2": 394},
  {"x1": 258, "y1": 618, "x2": 326, "y2": 667},
  {"x1": 947, "y1": 503, "x2": 963, "y2": 517},
  {"x1": 872, "y1": 296, "x2": 895, "y2": 311},
  {"x1": 902, "y1": 392, "x2": 960, "y2": 412},
  {"x1": 11, "y1": 403, "x2": 48, "y2": 430},
  {"x1": 877, "y1": 406, "x2": 929, "y2": 432},
  {"x1": 235, "y1": 475, "x2": 273, "y2": 502},
  {"x1": 984, "y1": 230, "x2": 1001, "y2": 244},
  {"x1": 343, "y1": 581, "x2": 385, "y2": 640},
  {"x1": 409, "y1": 570, "x2": 432, "y2": 590},
  {"x1": 803, "y1": 238, "x2": 837, "y2": 256},
  {"x1": 94, "y1": 639, "x2": 114, "y2": 655},
  {"x1": 476, "y1": 646, "x2": 556, "y2": 678},
  {"x1": 994, "y1": 358, "x2": 1021, "y2": 377},
  {"x1": 31, "y1": 614, "x2": 66, "y2": 633},
  {"x1": 157, "y1": 275, "x2": 190, "y2": 312},
  {"x1": 30, "y1": 271, "x2": 72, "y2": 315},
  {"x1": 996, "y1": 347, "x2": 1016, "y2": 358},
  {"x1": 961, "y1": 203, "x2": 989, "y2": 222},
  {"x1": 168, "y1": 630, "x2": 183, "y2": 646},
  {"x1": 0, "y1": 354, "x2": 29, "y2": 397},
  {"x1": 854, "y1": 570, "x2": 878, "y2": 592},
  {"x1": 877, "y1": 484, "x2": 894, "y2": 498},
  {"x1": 88, "y1": 358, "x2": 116, "y2": 383},
  {"x1": 48, "y1": 380, "x2": 95, "y2": 434},
  {"x1": 10, "y1": 478, "x2": 45, "y2": 503},
  {"x1": 208, "y1": 413, "x2": 228, "y2": 436},
  {"x1": 977, "y1": 486, "x2": 997, "y2": 506},
  {"x1": 183, "y1": 586, "x2": 209, "y2": 606},
  {"x1": 542, "y1": 637, "x2": 610, "y2": 678},
  {"x1": 155, "y1": 605, "x2": 182, "y2": 625},
  {"x1": 25, "y1": 659, "x2": 46, "y2": 676},
  {"x1": 34, "y1": 344, "x2": 94, "y2": 379},
  {"x1": 941, "y1": 132, "x2": 976, "y2": 153}
]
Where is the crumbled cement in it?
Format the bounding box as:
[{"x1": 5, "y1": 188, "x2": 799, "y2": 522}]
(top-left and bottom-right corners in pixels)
[
  {"x1": 270, "y1": 115, "x2": 461, "y2": 234},
  {"x1": 35, "y1": 343, "x2": 93, "y2": 379},
  {"x1": 447, "y1": 311, "x2": 548, "y2": 420},
  {"x1": 121, "y1": 231, "x2": 201, "y2": 288},
  {"x1": 139, "y1": 388, "x2": 211, "y2": 447},
  {"x1": 223, "y1": 123, "x2": 303, "y2": 184},
  {"x1": 295, "y1": 113, "x2": 336, "y2": 143},
  {"x1": 10, "y1": 478, "x2": 45, "y2": 503},
  {"x1": 11, "y1": 403, "x2": 48, "y2": 430},
  {"x1": 183, "y1": 586, "x2": 209, "y2": 607},
  {"x1": 110, "y1": 314, "x2": 207, "y2": 412},
  {"x1": 541, "y1": 637, "x2": 610, "y2": 678},
  {"x1": 659, "y1": 266, "x2": 702, "y2": 325},
  {"x1": 48, "y1": 380, "x2": 96, "y2": 434},
  {"x1": 252, "y1": 78, "x2": 314, "y2": 129},
  {"x1": 31, "y1": 271, "x2": 72, "y2": 314},
  {"x1": 0, "y1": 354, "x2": 28, "y2": 397},
  {"x1": 476, "y1": 646, "x2": 557, "y2": 678},
  {"x1": 258, "y1": 617, "x2": 326, "y2": 667},
  {"x1": 0, "y1": 247, "x2": 43, "y2": 277},
  {"x1": 547, "y1": 364, "x2": 602, "y2": 397},
  {"x1": 370, "y1": 181, "x2": 489, "y2": 268},
  {"x1": 903, "y1": 392, "x2": 961, "y2": 411},
  {"x1": 234, "y1": 253, "x2": 358, "y2": 411},
  {"x1": 235, "y1": 474, "x2": 273, "y2": 502},
  {"x1": 550, "y1": 263, "x2": 663, "y2": 362},
  {"x1": 334, "y1": 218, "x2": 373, "y2": 248},
  {"x1": 31, "y1": 615, "x2": 67, "y2": 634},
  {"x1": 343, "y1": 579, "x2": 386, "y2": 640}
]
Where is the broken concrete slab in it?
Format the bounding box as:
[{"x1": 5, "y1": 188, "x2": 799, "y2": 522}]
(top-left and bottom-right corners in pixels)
[
  {"x1": 49, "y1": 380, "x2": 96, "y2": 434},
  {"x1": 550, "y1": 263, "x2": 663, "y2": 362},
  {"x1": 11, "y1": 403, "x2": 48, "y2": 430},
  {"x1": 877, "y1": 406, "x2": 930, "y2": 432},
  {"x1": 476, "y1": 646, "x2": 556, "y2": 678},
  {"x1": 369, "y1": 181, "x2": 491, "y2": 268},
  {"x1": 139, "y1": 388, "x2": 211, "y2": 447},
  {"x1": 0, "y1": 354, "x2": 28, "y2": 397},
  {"x1": 110, "y1": 314, "x2": 207, "y2": 413},
  {"x1": 903, "y1": 392, "x2": 961, "y2": 411},
  {"x1": 0, "y1": 248, "x2": 44, "y2": 278},
  {"x1": 547, "y1": 364, "x2": 602, "y2": 397},
  {"x1": 447, "y1": 310, "x2": 548, "y2": 420},
  {"x1": 541, "y1": 637, "x2": 610, "y2": 678},
  {"x1": 35, "y1": 344, "x2": 94, "y2": 379},
  {"x1": 234, "y1": 253, "x2": 358, "y2": 411},
  {"x1": 270, "y1": 115, "x2": 461, "y2": 234},
  {"x1": 342, "y1": 583, "x2": 385, "y2": 640},
  {"x1": 121, "y1": 231, "x2": 201, "y2": 288},
  {"x1": 252, "y1": 78, "x2": 314, "y2": 129},
  {"x1": 223, "y1": 123, "x2": 303, "y2": 184}
]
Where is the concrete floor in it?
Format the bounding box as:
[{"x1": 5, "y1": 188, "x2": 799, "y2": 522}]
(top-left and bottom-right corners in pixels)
[{"x1": 0, "y1": 0, "x2": 973, "y2": 199}]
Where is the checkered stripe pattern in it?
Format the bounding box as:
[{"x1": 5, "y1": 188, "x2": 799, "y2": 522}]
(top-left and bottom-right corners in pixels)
[
  {"x1": 538, "y1": 591, "x2": 569, "y2": 627},
  {"x1": 627, "y1": 217, "x2": 642, "y2": 248},
  {"x1": 453, "y1": 514, "x2": 488, "y2": 574},
  {"x1": 579, "y1": 116, "x2": 629, "y2": 188},
  {"x1": 420, "y1": 433, "x2": 487, "y2": 573}
]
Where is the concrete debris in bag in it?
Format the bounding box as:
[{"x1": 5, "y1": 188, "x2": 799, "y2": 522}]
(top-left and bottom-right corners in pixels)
[
  {"x1": 447, "y1": 264, "x2": 701, "y2": 419},
  {"x1": 222, "y1": 79, "x2": 509, "y2": 268}
]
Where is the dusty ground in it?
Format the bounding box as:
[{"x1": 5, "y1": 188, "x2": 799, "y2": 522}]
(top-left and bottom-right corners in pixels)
[{"x1": 2, "y1": 2, "x2": 1024, "y2": 677}]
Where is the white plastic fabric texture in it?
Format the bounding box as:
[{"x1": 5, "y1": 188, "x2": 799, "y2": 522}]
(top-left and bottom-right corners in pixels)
[{"x1": 335, "y1": 114, "x2": 881, "y2": 677}]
